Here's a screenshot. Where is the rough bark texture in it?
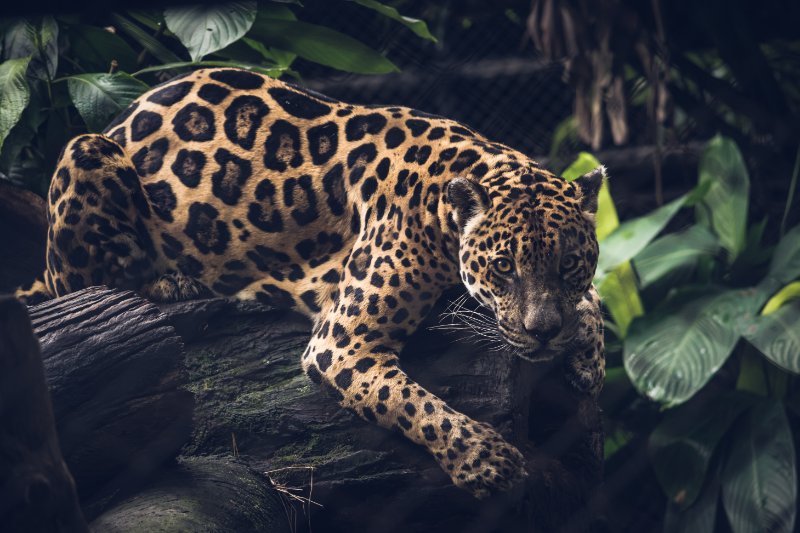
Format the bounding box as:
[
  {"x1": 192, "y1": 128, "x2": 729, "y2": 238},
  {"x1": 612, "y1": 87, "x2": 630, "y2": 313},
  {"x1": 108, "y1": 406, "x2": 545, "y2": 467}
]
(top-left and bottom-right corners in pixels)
[
  {"x1": 28, "y1": 287, "x2": 194, "y2": 519},
  {"x1": 2, "y1": 181, "x2": 604, "y2": 532},
  {"x1": 90, "y1": 456, "x2": 290, "y2": 533},
  {"x1": 0, "y1": 296, "x2": 87, "y2": 532},
  {"x1": 154, "y1": 292, "x2": 604, "y2": 533}
]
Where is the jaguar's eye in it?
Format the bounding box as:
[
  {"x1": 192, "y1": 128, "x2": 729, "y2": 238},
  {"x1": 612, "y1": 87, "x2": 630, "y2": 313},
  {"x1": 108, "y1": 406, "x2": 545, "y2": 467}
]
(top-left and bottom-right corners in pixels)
[
  {"x1": 561, "y1": 255, "x2": 578, "y2": 272},
  {"x1": 493, "y1": 257, "x2": 513, "y2": 275}
]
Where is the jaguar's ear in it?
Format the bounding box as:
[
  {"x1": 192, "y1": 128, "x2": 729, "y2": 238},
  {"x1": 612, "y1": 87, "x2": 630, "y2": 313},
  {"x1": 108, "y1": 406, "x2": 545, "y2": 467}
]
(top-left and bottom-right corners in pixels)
[
  {"x1": 447, "y1": 177, "x2": 490, "y2": 233},
  {"x1": 573, "y1": 166, "x2": 606, "y2": 215}
]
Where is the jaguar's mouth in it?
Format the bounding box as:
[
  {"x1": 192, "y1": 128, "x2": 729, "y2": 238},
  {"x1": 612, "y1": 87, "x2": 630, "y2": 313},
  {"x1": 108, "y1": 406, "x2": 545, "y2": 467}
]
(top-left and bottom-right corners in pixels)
[{"x1": 497, "y1": 329, "x2": 554, "y2": 362}]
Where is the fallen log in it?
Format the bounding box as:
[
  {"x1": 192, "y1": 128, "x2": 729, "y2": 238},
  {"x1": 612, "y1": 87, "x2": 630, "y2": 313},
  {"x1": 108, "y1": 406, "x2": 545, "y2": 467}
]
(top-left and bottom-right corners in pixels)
[
  {"x1": 155, "y1": 291, "x2": 604, "y2": 532},
  {"x1": 90, "y1": 456, "x2": 291, "y2": 533},
  {"x1": 28, "y1": 287, "x2": 194, "y2": 519},
  {"x1": 14, "y1": 285, "x2": 603, "y2": 532}
]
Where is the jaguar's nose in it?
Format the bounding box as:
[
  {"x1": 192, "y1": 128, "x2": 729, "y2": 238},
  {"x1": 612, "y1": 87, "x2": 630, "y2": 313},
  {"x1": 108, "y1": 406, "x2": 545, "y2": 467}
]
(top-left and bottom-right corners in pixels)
[
  {"x1": 523, "y1": 305, "x2": 562, "y2": 344},
  {"x1": 525, "y1": 322, "x2": 561, "y2": 343}
]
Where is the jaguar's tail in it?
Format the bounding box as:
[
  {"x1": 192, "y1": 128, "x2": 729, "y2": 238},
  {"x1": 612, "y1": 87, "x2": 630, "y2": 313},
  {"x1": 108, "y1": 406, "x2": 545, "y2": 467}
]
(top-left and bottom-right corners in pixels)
[{"x1": 14, "y1": 273, "x2": 53, "y2": 305}]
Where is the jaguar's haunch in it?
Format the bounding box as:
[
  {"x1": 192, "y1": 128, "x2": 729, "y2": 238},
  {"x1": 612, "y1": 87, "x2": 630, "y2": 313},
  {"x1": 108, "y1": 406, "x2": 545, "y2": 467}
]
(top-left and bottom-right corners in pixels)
[{"x1": 17, "y1": 68, "x2": 605, "y2": 498}]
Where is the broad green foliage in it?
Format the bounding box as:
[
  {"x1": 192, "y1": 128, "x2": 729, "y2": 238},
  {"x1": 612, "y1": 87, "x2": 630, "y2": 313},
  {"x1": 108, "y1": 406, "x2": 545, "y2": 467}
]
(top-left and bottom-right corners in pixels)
[
  {"x1": 67, "y1": 73, "x2": 149, "y2": 132},
  {"x1": 633, "y1": 225, "x2": 719, "y2": 289},
  {"x1": 593, "y1": 134, "x2": 800, "y2": 532},
  {"x1": 0, "y1": 57, "x2": 31, "y2": 152},
  {"x1": 250, "y1": 17, "x2": 398, "y2": 74},
  {"x1": 597, "y1": 193, "x2": 689, "y2": 278},
  {"x1": 744, "y1": 301, "x2": 800, "y2": 374},
  {"x1": 650, "y1": 393, "x2": 752, "y2": 508},
  {"x1": 351, "y1": 0, "x2": 437, "y2": 42},
  {"x1": 0, "y1": 3, "x2": 434, "y2": 193},
  {"x1": 165, "y1": 2, "x2": 257, "y2": 62},
  {"x1": 721, "y1": 402, "x2": 796, "y2": 533},
  {"x1": 762, "y1": 224, "x2": 800, "y2": 289},
  {"x1": 696, "y1": 135, "x2": 750, "y2": 262},
  {"x1": 624, "y1": 288, "x2": 747, "y2": 406}
]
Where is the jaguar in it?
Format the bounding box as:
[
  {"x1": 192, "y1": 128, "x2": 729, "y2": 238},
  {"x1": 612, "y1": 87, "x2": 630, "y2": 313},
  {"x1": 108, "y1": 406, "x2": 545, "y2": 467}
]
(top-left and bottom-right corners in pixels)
[{"x1": 17, "y1": 67, "x2": 605, "y2": 498}]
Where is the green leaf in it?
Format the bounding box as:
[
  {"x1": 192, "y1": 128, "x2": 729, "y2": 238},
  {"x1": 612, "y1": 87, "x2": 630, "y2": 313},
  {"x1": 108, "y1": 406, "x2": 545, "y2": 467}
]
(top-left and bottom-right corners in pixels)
[
  {"x1": 597, "y1": 192, "x2": 688, "y2": 278},
  {"x1": 696, "y1": 135, "x2": 750, "y2": 262},
  {"x1": 722, "y1": 402, "x2": 796, "y2": 533},
  {"x1": 164, "y1": 2, "x2": 257, "y2": 62},
  {"x1": 650, "y1": 393, "x2": 752, "y2": 509},
  {"x1": 633, "y1": 225, "x2": 720, "y2": 289},
  {"x1": 133, "y1": 60, "x2": 285, "y2": 78},
  {"x1": 0, "y1": 82, "x2": 45, "y2": 175},
  {"x1": 664, "y1": 460, "x2": 722, "y2": 533},
  {"x1": 0, "y1": 57, "x2": 31, "y2": 153},
  {"x1": 743, "y1": 301, "x2": 800, "y2": 374},
  {"x1": 561, "y1": 151, "x2": 599, "y2": 179},
  {"x1": 67, "y1": 73, "x2": 149, "y2": 132},
  {"x1": 67, "y1": 24, "x2": 139, "y2": 73},
  {"x1": 762, "y1": 281, "x2": 800, "y2": 316},
  {"x1": 2, "y1": 17, "x2": 58, "y2": 80},
  {"x1": 350, "y1": 0, "x2": 437, "y2": 42},
  {"x1": 596, "y1": 264, "x2": 643, "y2": 338},
  {"x1": 762, "y1": 224, "x2": 800, "y2": 289},
  {"x1": 624, "y1": 288, "x2": 758, "y2": 406},
  {"x1": 249, "y1": 17, "x2": 398, "y2": 74},
  {"x1": 110, "y1": 13, "x2": 184, "y2": 65}
]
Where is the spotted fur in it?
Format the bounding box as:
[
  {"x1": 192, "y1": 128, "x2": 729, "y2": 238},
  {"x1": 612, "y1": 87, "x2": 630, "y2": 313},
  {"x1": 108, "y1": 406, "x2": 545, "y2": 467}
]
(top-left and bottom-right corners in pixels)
[{"x1": 17, "y1": 68, "x2": 605, "y2": 498}]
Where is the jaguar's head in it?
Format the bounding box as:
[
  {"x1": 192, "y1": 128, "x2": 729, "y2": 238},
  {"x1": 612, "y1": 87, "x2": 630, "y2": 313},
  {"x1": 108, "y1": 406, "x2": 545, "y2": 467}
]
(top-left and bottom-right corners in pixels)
[{"x1": 447, "y1": 165, "x2": 603, "y2": 361}]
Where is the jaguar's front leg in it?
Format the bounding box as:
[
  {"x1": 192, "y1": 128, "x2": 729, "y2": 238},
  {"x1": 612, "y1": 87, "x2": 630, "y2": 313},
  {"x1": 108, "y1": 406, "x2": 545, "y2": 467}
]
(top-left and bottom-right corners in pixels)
[
  {"x1": 301, "y1": 252, "x2": 527, "y2": 498},
  {"x1": 562, "y1": 286, "x2": 606, "y2": 397}
]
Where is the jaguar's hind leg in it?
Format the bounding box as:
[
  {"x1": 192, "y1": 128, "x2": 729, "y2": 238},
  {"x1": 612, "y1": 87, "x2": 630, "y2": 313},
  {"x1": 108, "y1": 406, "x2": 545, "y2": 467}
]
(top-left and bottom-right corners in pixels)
[{"x1": 42, "y1": 134, "x2": 157, "y2": 297}]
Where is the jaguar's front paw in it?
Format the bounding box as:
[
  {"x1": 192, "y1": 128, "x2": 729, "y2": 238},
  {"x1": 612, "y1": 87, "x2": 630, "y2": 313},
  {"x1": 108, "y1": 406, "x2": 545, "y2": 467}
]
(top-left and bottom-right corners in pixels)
[
  {"x1": 564, "y1": 289, "x2": 605, "y2": 396},
  {"x1": 436, "y1": 419, "x2": 527, "y2": 499}
]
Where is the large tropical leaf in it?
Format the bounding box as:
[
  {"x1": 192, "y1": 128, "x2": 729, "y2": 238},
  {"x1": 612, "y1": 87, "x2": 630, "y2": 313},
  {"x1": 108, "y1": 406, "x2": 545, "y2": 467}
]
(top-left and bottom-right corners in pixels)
[
  {"x1": 696, "y1": 135, "x2": 750, "y2": 262},
  {"x1": 350, "y1": 0, "x2": 437, "y2": 41},
  {"x1": 762, "y1": 224, "x2": 800, "y2": 290},
  {"x1": 722, "y1": 402, "x2": 796, "y2": 533},
  {"x1": 624, "y1": 288, "x2": 757, "y2": 406},
  {"x1": 165, "y1": 2, "x2": 257, "y2": 62},
  {"x1": 67, "y1": 73, "x2": 149, "y2": 132},
  {"x1": 596, "y1": 267, "x2": 642, "y2": 338},
  {"x1": 597, "y1": 193, "x2": 688, "y2": 278},
  {"x1": 743, "y1": 301, "x2": 800, "y2": 374},
  {"x1": 249, "y1": 17, "x2": 398, "y2": 74},
  {"x1": 0, "y1": 56, "x2": 31, "y2": 153},
  {"x1": 650, "y1": 393, "x2": 752, "y2": 509},
  {"x1": 633, "y1": 225, "x2": 720, "y2": 289},
  {"x1": 2, "y1": 17, "x2": 58, "y2": 80}
]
